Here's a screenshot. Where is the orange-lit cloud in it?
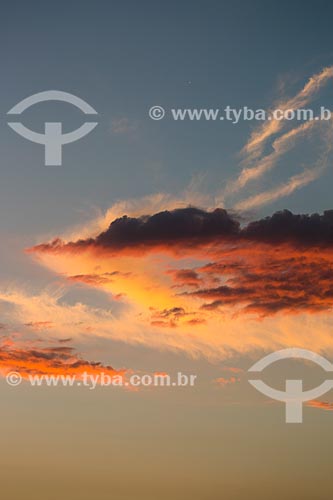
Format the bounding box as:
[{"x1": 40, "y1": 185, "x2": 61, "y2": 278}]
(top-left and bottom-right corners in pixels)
[
  {"x1": 28, "y1": 207, "x2": 333, "y2": 317},
  {"x1": 215, "y1": 376, "x2": 241, "y2": 387},
  {"x1": 1, "y1": 206, "x2": 325, "y2": 363},
  {"x1": 0, "y1": 336, "x2": 124, "y2": 379},
  {"x1": 306, "y1": 400, "x2": 333, "y2": 411}
]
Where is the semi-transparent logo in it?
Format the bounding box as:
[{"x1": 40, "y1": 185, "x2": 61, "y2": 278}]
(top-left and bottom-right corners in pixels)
[
  {"x1": 248, "y1": 348, "x2": 333, "y2": 423},
  {"x1": 7, "y1": 90, "x2": 98, "y2": 166}
]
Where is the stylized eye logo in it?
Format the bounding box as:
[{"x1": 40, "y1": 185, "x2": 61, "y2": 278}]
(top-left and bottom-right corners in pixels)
[
  {"x1": 7, "y1": 90, "x2": 98, "y2": 166},
  {"x1": 248, "y1": 348, "x2": 333, "y2": 423}
]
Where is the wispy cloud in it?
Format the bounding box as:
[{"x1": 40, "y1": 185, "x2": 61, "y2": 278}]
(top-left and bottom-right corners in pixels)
[
  {"x1": 235, "y1": 121, "x2": 333, "y2": 210},
  {"x1": 223, "y1": 65, "x2": 333, "y2": 210},
  {"x1": 243, "y1": 65, "x2": 333, "y2": 160},
  {"x1": 234, "y1": 167, "x2": 322, "y2": 211},
  {"x1": 226, "y1": 120, "x2": 318, "y2": 195}
]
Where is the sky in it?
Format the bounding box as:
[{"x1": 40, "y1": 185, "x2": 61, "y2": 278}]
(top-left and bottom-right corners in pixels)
[{"x1": 1, "y1": 1, "x2": 333, "y2": 499}]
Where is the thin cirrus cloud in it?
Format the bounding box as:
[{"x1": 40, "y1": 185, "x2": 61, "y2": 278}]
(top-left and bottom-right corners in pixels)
[
  {"x1": 243, "y1": 65, "x2": 333, "y2": 160},
  {"x1": 226, "y1": 120, "x2": 318, "y2": 194},
  {"x1": 234, "y1": 121, "x2": 333, "y2": 211},
  {"x1": 223, "y1": 65, "x2": 333, "y2": 209},
  {"x1": 234, "y1": 166, "x2": 323, "y2": 211}
]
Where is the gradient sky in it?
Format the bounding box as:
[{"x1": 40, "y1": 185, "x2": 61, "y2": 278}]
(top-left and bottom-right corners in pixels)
[{"x1": 1, "y1": 2, "x2": 333, "y2": 499}]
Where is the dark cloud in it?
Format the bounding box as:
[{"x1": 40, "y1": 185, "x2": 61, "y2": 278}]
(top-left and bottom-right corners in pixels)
[
  {"x1": 30, "y1": 207, "x2": 240, "y2": 254},
  {"x1": 167, "y1": 269, "x2": 202, "y2": 288},
  {"x1": 149, "y1": 306, "x2": 205, "y2": 328},
  {"x1": 30, "y1": 208, "x2": 333, "y2": 255},
  {"x1": 200, "y1": 300, "x2": 223, "y2": 311},
  {"x1": 96, "y1": 207, "x2": 239, "y2": 246},
  {"x1": 243, "y1": 209, "x2": 333, "y2": 246},
  {"x1": 150, "y1": 306, "x2": 187, "y2": 328}
]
